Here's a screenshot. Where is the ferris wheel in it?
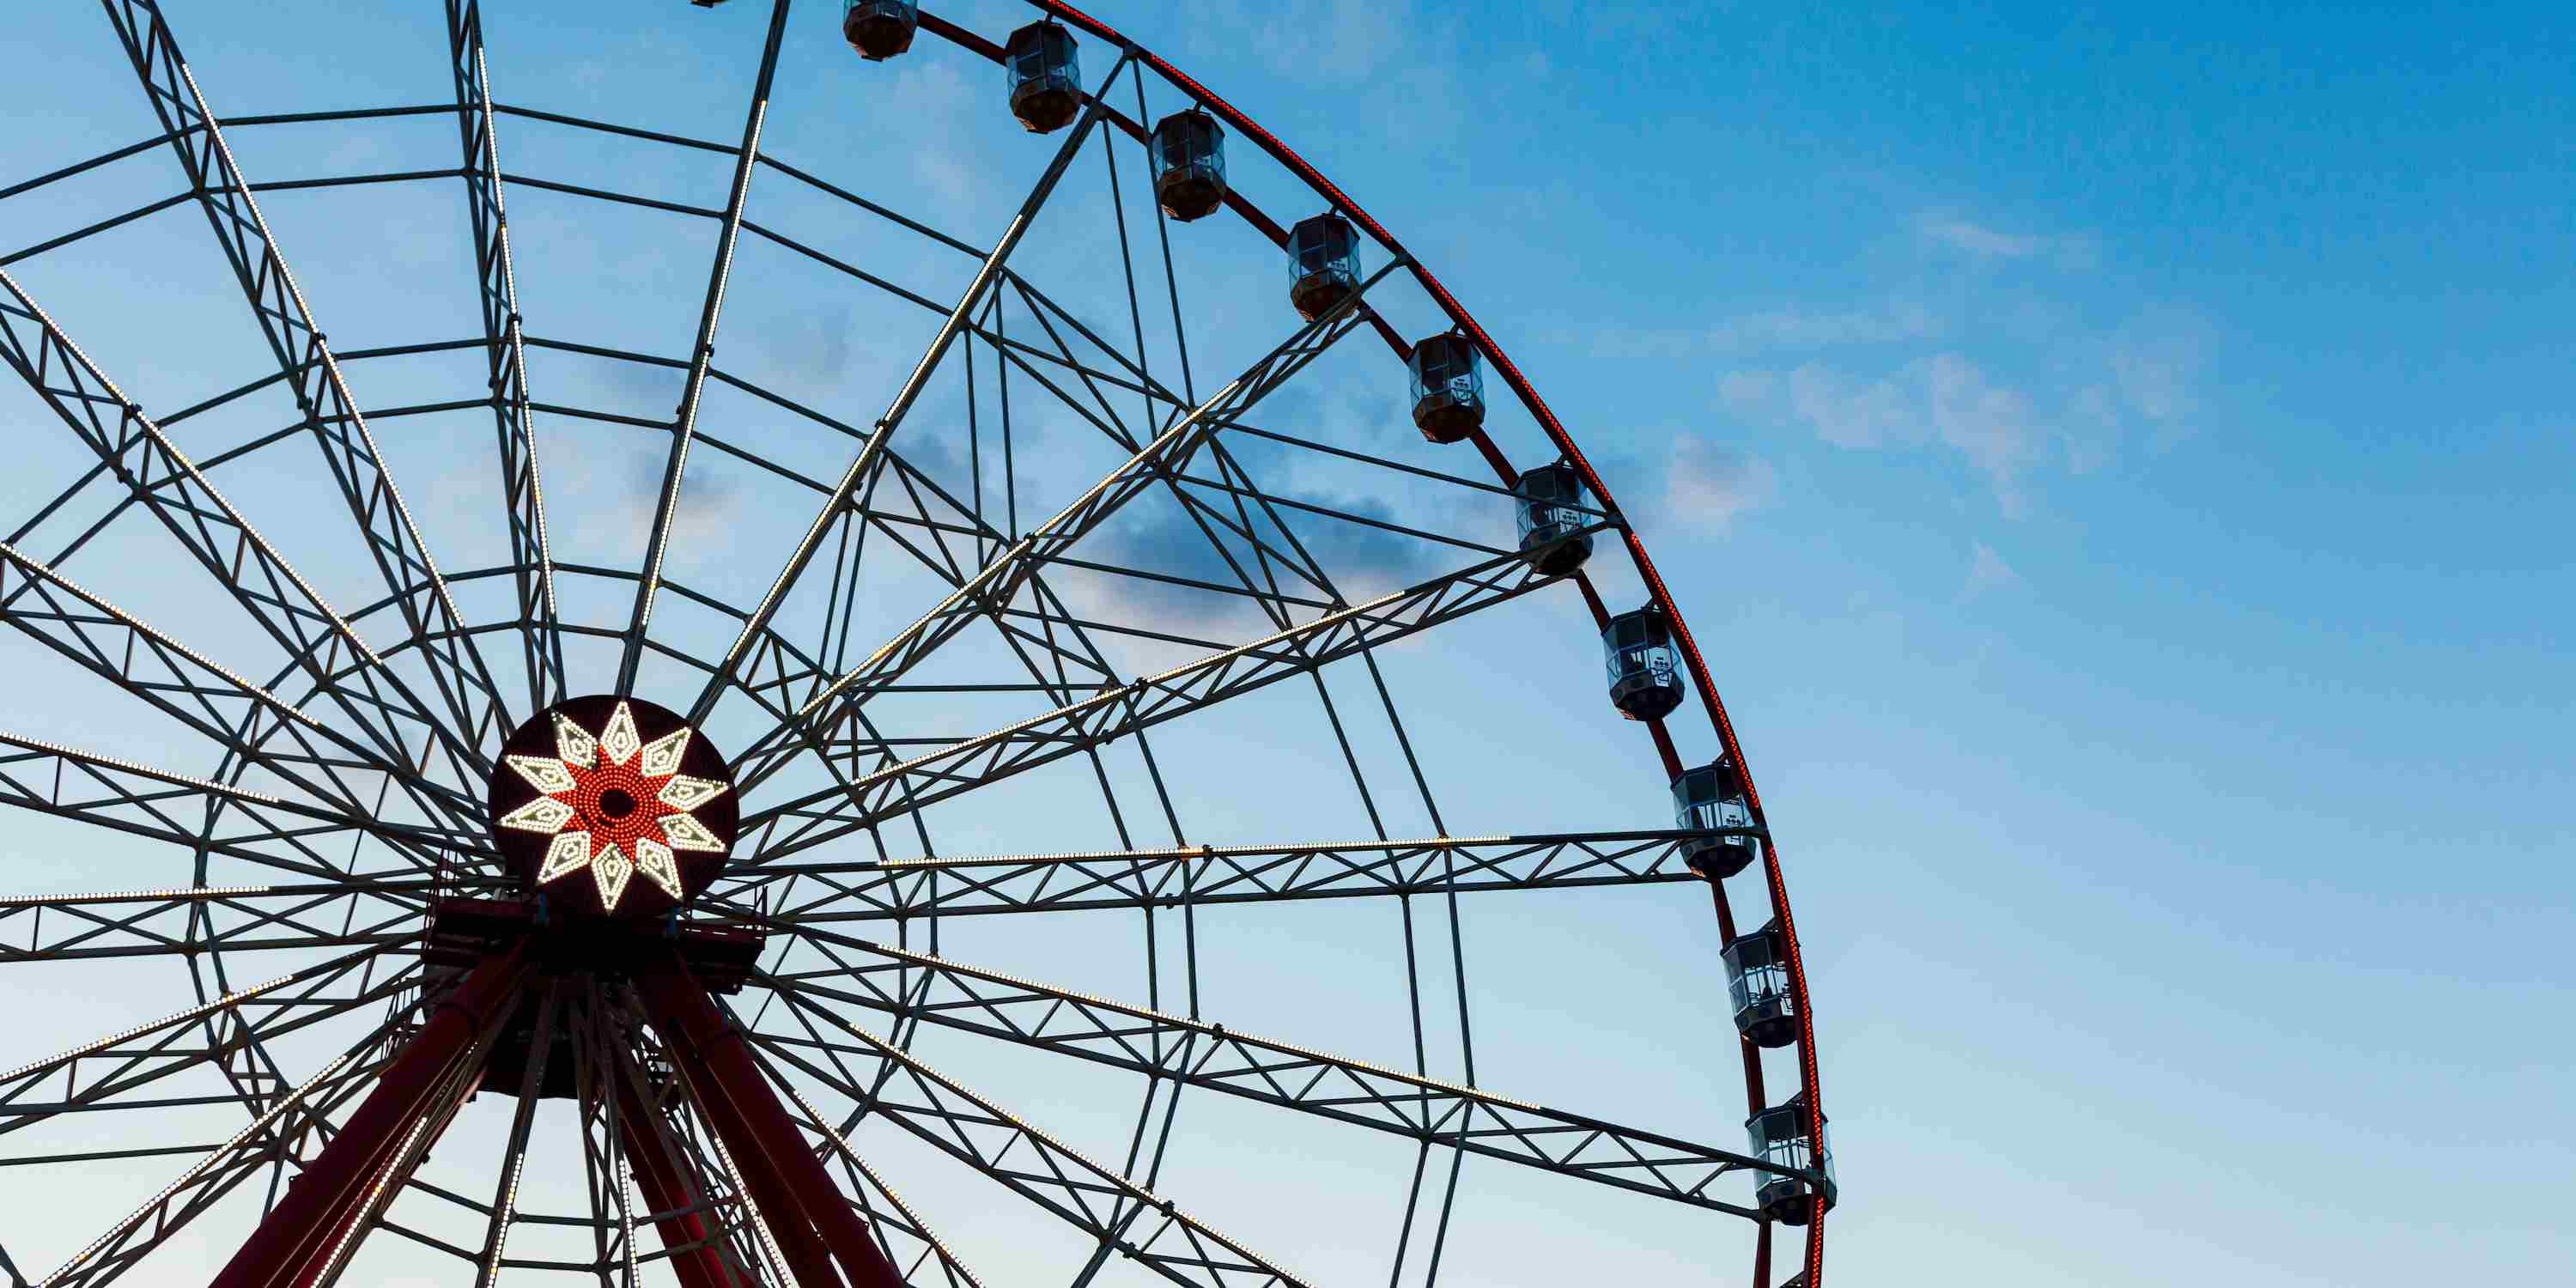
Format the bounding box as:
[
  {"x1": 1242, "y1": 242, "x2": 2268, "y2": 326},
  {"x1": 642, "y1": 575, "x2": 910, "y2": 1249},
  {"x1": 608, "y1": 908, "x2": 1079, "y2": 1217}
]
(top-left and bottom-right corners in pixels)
[{"x1": 0, "y1": 2, "x2": 1832, "y2": 1285}]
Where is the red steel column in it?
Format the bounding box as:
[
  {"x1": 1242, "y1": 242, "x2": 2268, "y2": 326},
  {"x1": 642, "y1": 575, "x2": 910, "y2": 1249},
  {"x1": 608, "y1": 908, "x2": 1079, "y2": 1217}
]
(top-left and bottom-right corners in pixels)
[
  {"x1": 640, "y1": 965, "x2": 846, "y2": 1288},
  {"x1": 616, "y1": 1093, "x2": 745, "y2": 1288},
  {"x1": 636, "y1": 957, "x2": 906, "y2": 1288},
  {"x1": 672, "y1": 1076, "x2": 847, "y2": 1287},
  {"x1": 213, "y1": 947, "x2": 528, "y2": 1288}
]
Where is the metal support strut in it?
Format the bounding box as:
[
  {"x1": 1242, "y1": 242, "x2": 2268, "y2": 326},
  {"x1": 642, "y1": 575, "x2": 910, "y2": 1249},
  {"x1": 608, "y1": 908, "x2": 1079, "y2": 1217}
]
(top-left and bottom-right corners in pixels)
[
  {"x1": 211, "y1": 945, "x2": 530, "y2": 1288},
  {"x1": 638, "y1": 954, "x2": 907, "y2": 1288}
]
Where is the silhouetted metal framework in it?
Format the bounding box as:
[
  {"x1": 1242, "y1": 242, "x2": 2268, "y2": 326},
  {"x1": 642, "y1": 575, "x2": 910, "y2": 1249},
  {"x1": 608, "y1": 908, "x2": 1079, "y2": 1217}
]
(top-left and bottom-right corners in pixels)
[{"x1": 0, "y1": 1, "x2": 1830, "y2": 1285}]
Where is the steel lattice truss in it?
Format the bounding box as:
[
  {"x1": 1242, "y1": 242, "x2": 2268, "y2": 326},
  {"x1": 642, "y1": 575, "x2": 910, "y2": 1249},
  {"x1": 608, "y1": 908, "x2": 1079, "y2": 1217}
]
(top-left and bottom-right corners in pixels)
[{"x1": 0, "y1": 2, "x2": 1831, "y2": 1286}]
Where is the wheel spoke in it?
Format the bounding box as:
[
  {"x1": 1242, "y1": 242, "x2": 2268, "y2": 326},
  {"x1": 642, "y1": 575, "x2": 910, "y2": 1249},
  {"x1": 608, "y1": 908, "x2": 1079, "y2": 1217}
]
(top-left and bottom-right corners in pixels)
[
  {"x1": 0, "y1": 731, "x2": 488, "y2": 883},
  {"x1": 768, "y1": 1078, "x2": 988, "y2": 1288},
  {"x1": 304, "y1": 983, "x2": 513, "y2": 1288},
  {"x1": 600, "y1": 1017, "x2": 772, "y2": 1286},
  {"x1": 0, "y1": 944, "x2": 408, "y2": 1132},
  {"x1": 470, "y1": 978, "x2": 560, "y2": 1286},
  {"x1": 0, "y1": 540, "x2": 486, "y2": 841},
  {"x1": 726, "y1": 829, "x2": 1737, "y2": 920},
  {"x1": 615, "y1": 0, "x2": 793, "y2": 696},
  {"x1": 101, "y1": 0, "x2": 519, "y2": 756},
  {"x1": 749, "y1": 1002, "x2": 1315, "y2": 1288},
  {"x1": 442, "y1": 0, "x2": 566, "y2": 714},
  {"x1": 726, "y1": 275, "x2": 1392, "y2": 796},
  {"x1": 0, "y1": 884, "x2": 436, "y2": 967},
  {"x1": 762, "y1": 939, "x2": 1791, "y2": 1218},
  {"x1": 739, "y1": 532, "x2": 1606, "y2": 864},
  {"x1": 665, "y1": 366, "x2": 1123, "y2": 761}
]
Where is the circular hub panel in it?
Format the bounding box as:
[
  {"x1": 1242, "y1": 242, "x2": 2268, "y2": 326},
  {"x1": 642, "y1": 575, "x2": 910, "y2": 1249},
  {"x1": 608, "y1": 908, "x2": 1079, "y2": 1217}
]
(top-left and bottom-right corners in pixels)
[{"x1": 487, "y1": 696, "x2": 739, "y2": 919}]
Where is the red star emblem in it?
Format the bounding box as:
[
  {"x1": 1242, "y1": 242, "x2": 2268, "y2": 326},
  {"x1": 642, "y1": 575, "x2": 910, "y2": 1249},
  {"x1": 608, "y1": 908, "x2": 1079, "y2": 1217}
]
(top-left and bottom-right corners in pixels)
[{"x1": 496, "y1": 701, "x2": 730, "y2": 911}]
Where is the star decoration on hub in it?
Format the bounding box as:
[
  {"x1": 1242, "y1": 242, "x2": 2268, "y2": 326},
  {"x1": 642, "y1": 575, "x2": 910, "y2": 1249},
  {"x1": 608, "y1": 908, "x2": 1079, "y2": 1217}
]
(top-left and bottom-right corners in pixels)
[{"x1": 496, "y1": 701, "x2": 729, "y2": 912}]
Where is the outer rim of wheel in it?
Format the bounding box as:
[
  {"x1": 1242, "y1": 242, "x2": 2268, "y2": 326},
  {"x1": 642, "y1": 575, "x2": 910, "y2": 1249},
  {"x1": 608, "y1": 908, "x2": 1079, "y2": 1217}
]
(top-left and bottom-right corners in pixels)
[{"x1": 939, "y1": 2, "x2": 1836, "y2": 1279}]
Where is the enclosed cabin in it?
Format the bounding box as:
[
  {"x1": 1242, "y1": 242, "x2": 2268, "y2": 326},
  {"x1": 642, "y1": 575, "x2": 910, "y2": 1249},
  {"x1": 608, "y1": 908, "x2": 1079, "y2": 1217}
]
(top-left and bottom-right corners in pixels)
[
  {"x1": 1005, "y1": 21, "x2": 1082, "y2": 133},
  {"x1": 1746, "y1": 1094, "x2": 1836, "y2": 1224},
  {"x1": 1601, "y1": 602, "x2": 1685, "y2": 720},
  {"x1": 1406, "y1": 331, "x2": 1485, "y2": 444},
  {"x1": 1720, "y1": 918, "x2": 1798, "y2": 1048},
  {"x1": 1287, "y1": 213, "x2": 1361, "y2": 322},
  {"x1": 1511, "y1": 463, "x2": 1594, "y2": 575},
  {"x1": 1670, "y1": 756, "x2": 1759, "y2": 878},
  {"x1": 841, "y1": 0, "x2": 916, "y2": 59},
  {"x1": 1151, "y1": 110, "x2": 1227, "y2": 222}
]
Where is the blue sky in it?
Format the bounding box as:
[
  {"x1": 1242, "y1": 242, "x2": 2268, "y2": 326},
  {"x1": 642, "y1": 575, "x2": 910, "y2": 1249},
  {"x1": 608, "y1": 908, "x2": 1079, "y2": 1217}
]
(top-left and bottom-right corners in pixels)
[{"x1": 0, "y1": 1, "x2": 2567, "y2": 1285}]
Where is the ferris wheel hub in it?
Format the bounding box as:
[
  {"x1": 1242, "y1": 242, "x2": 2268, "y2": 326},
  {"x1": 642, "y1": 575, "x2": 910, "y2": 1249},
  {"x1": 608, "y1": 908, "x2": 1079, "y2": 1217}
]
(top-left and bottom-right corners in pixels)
[
  {"x1": 418, "y1": 696, "x2": 759, "y2": 1095},
  {"x1": 486, "y1": 695, "x2": 739, "y2": 921}
]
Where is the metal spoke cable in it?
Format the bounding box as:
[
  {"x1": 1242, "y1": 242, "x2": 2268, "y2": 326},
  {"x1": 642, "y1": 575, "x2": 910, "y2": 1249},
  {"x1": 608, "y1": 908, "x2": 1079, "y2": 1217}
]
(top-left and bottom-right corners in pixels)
[{"x1": 617, "y1": 0, "x2": 794, "y2": 696}]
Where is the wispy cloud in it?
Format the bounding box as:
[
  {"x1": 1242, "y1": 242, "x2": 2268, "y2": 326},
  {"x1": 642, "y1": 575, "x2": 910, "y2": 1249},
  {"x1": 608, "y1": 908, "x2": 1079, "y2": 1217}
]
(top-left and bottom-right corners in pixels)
[
  {"x1": 1917, "y1": 214, "x2": 2095, "y2": 268},
  {"x1": 1662, "y1": 434, "x2": 1776, "y2": 534},
  {"x1": 1546, "y1": 300, "x2": 1946, "y2": 366},
  {"x1": 2105, "y1": 307, "x2": 2214, "y2": 445},
  {"x1": 1722, "y1": 354, "x2": 2044, "y2": 513},
  {"x1": 1704, "y1": 213, "x2": 2213, "y2": 517},
  {"x1": 1710, "y1": 301, "x2": 1947, "y2": 351},
  {"x1": 1966, "y1": 541, "x2": 2018, "y2": 595},
  {"x1": 1194, "y1": 0, "x2": 1414, "y2": 81},
  {"x1": 1182, "y1": 0, "x2": 1466, "y2": 137}
]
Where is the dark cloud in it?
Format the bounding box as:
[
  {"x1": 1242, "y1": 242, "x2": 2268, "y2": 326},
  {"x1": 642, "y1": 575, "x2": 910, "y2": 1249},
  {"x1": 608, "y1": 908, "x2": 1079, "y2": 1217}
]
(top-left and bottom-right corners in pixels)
[{"x1": 1085, "y1": 478, "x2": 1445, "y2": 633}]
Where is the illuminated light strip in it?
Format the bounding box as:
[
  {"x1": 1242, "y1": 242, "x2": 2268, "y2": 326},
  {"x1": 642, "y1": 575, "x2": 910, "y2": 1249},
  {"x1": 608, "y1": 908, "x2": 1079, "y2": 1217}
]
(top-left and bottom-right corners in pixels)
[
  {"x1": 789, "y1": 1019, "x2": 1312, "y2": 1288},
  {"x1": 0, "y1": 731, "x2": 287, "y2": 805},
  {"x1": 0, "y1": 540, "x2": 325, "y2": 732},
  {"x1": 781, "y1": 1083, "x2": 985, "y2": 1288},
  {"x1": 614, "y1": 1134, "x2": 639, "y2": 1284},
  {"x1": 698, "y1": 1105, "x2": 793, "y2": 1285},
  {"x1": 0, "y1": 730, "x2": 495, "y2": 855},
  {"x1": 311, "y1": 995, "x2": 520, "y2": 1282},
  {"x1": 39, "y1": 1042, "x2": 368, "y2": 1285},
  {"x1": 309, "y1": 1110, "x2": 438, "y2": 1281},
  {"x1": 0, "y1": 972, "x2": 296, "y2": 1084},
  {"x1": 0, "y1": 884, "x2": 276, "y2": 908},
  {"x1": 0, "y1": 946, "x2": 404, "y2": 1085},
  {"x1": 478, "y1": 1126, "x2": 532, "y2": 1284}
]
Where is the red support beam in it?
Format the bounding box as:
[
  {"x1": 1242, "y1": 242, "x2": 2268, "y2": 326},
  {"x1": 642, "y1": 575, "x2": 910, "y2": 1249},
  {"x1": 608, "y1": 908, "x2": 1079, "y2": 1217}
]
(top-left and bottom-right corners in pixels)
[
  {"x1": 617, "y1": 1093, "x2": 750, "y2": 1288},
  {"x1": 651, "y1": 1031, "x2": 845, "y2": 1287},
  {"x1": 213, "y1": 947, "x2": 528, "y2": 1288},
  {"x1": 637, "y1": 956, "x2": 907, "y2": 1288}
]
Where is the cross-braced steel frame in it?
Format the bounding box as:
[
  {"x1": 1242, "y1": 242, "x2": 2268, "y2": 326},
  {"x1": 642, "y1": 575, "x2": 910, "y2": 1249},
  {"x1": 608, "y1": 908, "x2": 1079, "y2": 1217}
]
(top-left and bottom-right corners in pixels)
[{"x1": 0, "y1": 2, "x2": 1831, "y2": 1285}]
